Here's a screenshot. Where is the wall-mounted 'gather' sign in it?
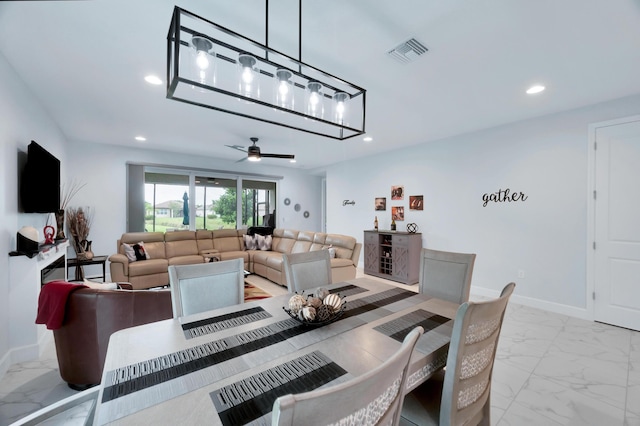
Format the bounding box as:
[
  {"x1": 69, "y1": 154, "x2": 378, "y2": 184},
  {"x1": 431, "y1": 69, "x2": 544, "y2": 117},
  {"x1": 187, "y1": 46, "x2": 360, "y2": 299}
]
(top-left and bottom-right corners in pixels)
[{"x1": 482, "y1": 188, "x2": 528, "y2": 207}]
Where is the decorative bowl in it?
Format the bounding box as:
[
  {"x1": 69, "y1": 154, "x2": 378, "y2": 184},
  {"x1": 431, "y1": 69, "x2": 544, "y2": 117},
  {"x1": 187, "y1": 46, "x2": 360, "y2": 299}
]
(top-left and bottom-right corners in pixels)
[{"x1": 283, "y1": 292, "x2": 346, "y2": 326}]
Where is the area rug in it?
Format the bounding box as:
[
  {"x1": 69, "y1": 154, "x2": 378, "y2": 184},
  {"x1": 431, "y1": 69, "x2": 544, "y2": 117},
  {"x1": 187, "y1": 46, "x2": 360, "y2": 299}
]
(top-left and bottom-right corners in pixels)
[{"x1": 244, "y1": 283, "x2": 272, "y2": 302}]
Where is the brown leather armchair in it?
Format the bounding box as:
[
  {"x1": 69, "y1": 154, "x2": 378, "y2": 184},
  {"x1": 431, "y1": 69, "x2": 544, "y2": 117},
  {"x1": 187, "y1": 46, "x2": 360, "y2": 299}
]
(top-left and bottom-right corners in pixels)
[{"x1": 52, "y1": 287, "x2": 172, "y2": 389}]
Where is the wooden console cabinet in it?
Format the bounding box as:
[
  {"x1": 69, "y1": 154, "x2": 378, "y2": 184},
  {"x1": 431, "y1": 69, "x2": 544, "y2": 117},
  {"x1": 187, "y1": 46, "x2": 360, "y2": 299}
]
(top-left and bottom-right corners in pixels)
[{"x1": 364, "y1": 230, "x2": 422, "y2": 284}]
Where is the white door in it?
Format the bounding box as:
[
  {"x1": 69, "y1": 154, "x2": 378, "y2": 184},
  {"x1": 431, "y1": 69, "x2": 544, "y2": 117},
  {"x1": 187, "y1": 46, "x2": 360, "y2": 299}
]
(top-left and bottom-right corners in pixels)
[{"x1": 594, "y1": 118, "x2": 640, "y2": 331}]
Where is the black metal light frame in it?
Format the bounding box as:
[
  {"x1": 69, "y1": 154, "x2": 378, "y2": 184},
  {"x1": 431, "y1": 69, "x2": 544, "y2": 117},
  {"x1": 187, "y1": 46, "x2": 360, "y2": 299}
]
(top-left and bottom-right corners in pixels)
[{"x1": 167, "y1": 6, "x2": 366, "y2": 140}]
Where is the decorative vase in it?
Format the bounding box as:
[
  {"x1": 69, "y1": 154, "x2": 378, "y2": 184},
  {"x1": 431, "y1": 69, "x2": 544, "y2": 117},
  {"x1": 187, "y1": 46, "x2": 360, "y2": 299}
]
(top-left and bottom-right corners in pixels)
[
  {"x1": 54, "y1": 209, "x2": 66, "y2": 240},
  {"x1": 77, "y1": 239, "x2": 94, "y2": 260}
]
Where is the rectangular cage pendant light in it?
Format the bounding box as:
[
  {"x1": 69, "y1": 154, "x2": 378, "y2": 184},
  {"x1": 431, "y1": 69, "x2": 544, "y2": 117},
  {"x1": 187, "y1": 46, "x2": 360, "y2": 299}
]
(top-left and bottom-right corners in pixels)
[{"x1": 167, "y1": 7, "x2": 366, "y2": 140}]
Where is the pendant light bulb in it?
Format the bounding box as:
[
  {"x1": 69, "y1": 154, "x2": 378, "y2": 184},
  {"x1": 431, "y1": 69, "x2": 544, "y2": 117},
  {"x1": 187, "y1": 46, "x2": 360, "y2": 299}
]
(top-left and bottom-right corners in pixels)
[
  {"x1": 238, "y1": 53, "x2": 259, "y2": 99},
  {"x1": 196, "y1": 51, "x2": 209, "y2": 70},
  {"x1": 333, "y1": 92, "x2": 349, "y2": 124},
  {"x1": 306, "y1": 81, "x2": 324, "y2": 118},
  {"x1": 190, "y1": 36, "x2": 215, "y2": 88},
  {"x1": 275, "y1": 68, "x2": 294, "y2": 110}
]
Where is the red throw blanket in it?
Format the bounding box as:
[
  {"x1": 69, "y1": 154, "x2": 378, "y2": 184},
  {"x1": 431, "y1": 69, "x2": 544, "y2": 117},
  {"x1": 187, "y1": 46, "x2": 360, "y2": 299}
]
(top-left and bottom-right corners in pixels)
[{"x1": 36, "y1": 280, "x2": 87, "y2": 330}]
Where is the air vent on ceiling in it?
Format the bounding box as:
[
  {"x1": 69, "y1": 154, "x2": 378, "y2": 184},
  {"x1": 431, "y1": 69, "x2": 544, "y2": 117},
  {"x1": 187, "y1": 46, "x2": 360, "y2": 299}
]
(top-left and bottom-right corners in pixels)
[{"x1": 387, "y1": 38, "x2": 428, "y2": 64}]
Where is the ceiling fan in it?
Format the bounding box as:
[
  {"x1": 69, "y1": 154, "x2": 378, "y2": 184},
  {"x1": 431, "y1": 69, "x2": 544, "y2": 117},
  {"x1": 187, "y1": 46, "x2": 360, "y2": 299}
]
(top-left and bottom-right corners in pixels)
[{"x1": 225, "y1": 137, "x2": 295, "y2": 162}]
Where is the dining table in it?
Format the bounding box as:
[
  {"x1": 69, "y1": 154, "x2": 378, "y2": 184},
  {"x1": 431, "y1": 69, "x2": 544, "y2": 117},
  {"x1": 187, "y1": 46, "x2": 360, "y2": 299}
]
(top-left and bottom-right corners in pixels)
[{"x1": 93, "y1": 277, "x2": 459, "y2": 425}]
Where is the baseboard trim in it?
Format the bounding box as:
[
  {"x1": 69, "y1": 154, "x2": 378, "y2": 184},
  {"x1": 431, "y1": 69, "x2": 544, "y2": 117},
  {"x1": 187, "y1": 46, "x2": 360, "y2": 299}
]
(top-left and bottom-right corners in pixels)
[
  {"x1": 0, "y1": 331, "x2": 54, "y2": 383},
  {"x1": 471, "y1": 286, "x2": 590, "y2": 320}
]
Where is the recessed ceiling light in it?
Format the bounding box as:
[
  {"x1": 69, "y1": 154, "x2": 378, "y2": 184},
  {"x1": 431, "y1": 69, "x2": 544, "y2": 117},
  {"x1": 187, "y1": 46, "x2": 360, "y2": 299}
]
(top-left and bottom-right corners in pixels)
[
  {"x1": 526, "y1": 85, "x2": 545, "y2": 94},
  {"x1": 289, "y1": 159, "x2": 297, "y2": 163},
  {"x1": 363, "y1": 136, "x2": 373, "y2": 142},
  {"x1": 144, "y1": 75, "x2": 162, "y2": 85},
  {"x1": 135, "y1": 136, "x2": 147, "y2": 142}
]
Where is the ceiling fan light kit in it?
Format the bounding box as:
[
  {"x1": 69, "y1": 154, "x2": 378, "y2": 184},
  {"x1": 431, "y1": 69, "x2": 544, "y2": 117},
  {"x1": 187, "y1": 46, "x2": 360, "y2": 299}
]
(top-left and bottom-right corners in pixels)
[
  {"x1": 227, "y1": 137, "x2": 295, "y2": 162},
  {"x1": 167, "y1": 3, "x2": 366, "y2": 140}
]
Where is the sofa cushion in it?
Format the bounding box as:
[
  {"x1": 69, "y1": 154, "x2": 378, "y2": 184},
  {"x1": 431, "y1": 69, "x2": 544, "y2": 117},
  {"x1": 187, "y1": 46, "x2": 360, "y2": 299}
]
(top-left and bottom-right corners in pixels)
[
  {"x1": 165, "y1": 231, "x2": 198, "y2": 258},
  {"x1": 291, "y1": 240, "x2": 312, "y2": 253},
  {"x1": 213, "y1": 229, "x2": 242, "y2": 251},
  {"x1": 128, "y1": 259, "x2": 169, "y2": 277},
  {"x1": 325, "y1": 234, "x2": 357, "y2": 259},
  {"x1": 218, "y1": 251, "x2": 249, "y2": 264},
  {"x1": 196, "y1": 230, "x2": 214, "y2": 253},
  {"x1": 252, "y1": 250, "x2": 284, "y2": 271},
  {"x1": 330, "y1": 257, "x2": 354, "y2": 268},
  {"x1": 273, "y1": 229, "x2": 298, "y2": 253},
  {"x1": 168, "y1": 255, "x2": 205, "y2": 266}
]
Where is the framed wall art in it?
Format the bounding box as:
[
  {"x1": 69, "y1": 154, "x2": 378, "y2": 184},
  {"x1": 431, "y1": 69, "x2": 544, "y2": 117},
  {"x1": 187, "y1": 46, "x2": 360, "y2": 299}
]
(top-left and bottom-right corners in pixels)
[
  {"x1": 392, "y1": 206, "x2": 405, "y2": 221},
  {"x1": 409, "y1": 195, "x2": 423, "y2": 211},
  {"x1": 375, "y1": 197, "x2": 386, "y2": 211},
  {"x1": 391, "y1": 185, "x2": 404, "y2": 200}
]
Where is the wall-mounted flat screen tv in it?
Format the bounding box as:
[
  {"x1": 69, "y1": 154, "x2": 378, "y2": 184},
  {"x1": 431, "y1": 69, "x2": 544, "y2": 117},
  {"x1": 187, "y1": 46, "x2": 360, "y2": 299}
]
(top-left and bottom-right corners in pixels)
[{"x1": 20, "y1": 141, "x2": 61, "y2": 213}]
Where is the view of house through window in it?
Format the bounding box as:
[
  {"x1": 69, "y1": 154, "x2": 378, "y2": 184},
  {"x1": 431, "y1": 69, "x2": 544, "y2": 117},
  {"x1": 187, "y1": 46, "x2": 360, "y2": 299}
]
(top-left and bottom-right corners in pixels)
[{"x1": 144, "y1": 172, "x2": 275, "y2": 232}]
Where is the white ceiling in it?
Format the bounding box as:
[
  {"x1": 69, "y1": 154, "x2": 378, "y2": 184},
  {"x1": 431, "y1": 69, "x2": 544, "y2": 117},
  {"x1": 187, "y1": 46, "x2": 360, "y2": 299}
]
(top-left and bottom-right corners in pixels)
[{"x1": 1, "y1": 0, "x2": 640, "y2": 170}]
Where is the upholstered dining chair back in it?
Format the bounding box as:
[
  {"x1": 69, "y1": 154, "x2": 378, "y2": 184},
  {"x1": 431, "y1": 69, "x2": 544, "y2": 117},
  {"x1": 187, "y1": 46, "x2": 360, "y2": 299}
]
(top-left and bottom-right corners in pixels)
[
  {"x1": 168, "y1": 258, "x2": 244, "y2": 318},
  {"x1": 419, "y1": 248, "x2": 476, "y2": 304},
  {"x1": 272, "y1": 326, "x2": 424, "y2": 426},
  {"x1": 401, "y1": 283, "x2": 515, "y2": 426},
  {"x1": 283, "y1": 249, "x2": 332, "y2": 293}
]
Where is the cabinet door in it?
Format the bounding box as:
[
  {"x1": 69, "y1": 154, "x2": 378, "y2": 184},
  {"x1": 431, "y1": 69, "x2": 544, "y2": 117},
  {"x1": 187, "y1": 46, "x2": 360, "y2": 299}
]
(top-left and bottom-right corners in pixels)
[
  {"x1": 392, "y1": 235, "x2": 410, "y2": 281},
  {"x1": 364, "y1": 242, "x2": 378, "y2": 273}
]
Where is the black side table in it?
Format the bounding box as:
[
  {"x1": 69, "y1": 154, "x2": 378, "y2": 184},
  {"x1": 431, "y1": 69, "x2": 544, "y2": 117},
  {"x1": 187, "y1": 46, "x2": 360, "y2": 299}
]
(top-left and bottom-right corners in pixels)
[{"x1": 67, "y1": 255, "x2": 108, "y2": 282}]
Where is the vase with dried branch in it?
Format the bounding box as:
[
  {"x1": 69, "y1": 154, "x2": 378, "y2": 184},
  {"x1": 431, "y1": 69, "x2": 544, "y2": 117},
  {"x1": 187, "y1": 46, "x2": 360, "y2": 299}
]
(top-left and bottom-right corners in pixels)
[
  {"x1": 56, "y1": 179, "x2": 86, "y2": 240},
  {"x1": 66, "y1": 206, "x2": 94, "y2": 260}
]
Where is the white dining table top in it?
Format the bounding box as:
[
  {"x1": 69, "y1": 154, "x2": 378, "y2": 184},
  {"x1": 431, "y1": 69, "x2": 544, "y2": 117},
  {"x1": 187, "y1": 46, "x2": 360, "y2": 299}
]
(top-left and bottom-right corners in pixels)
[{"x1": 93, "y1": 277, "x2": 458, "y2": 425}]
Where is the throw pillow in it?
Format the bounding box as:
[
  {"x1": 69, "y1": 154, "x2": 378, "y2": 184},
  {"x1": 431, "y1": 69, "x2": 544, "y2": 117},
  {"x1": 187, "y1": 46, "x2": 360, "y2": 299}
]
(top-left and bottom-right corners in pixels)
[
  {"x1": 324, "y1": 244, "x2": 336, "y2": 258},
  {"x1": 244, "y1": 234, "x2": 258, "y2": 250},
  {"x1": 83, "y1": 279, "x2": 118, "y2": 290},
  {"x1": 256, "y1": 234, "x2": 272, "y2": 251},
  {"x1": 122, "y1": 241, "x2": 150, "y2": 262}
]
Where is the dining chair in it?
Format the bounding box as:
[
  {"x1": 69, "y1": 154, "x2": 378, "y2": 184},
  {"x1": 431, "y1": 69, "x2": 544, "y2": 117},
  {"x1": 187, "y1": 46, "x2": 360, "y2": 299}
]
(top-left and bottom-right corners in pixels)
[
  {"x1": 168, "y1": 258, "x2": 244, "y2": 318},
  {"x1": 400, "y1": 282, "x2": 516, "y2": 426},
  {"x1": 419, "y1": 248, "x2": 476, "y2": 304},
  {"x1": 282, "y1": 249, "x2": 332, "y2": 293},
  {"x1": 272, "y1": 326, "x2": 424, "y2": 426}
]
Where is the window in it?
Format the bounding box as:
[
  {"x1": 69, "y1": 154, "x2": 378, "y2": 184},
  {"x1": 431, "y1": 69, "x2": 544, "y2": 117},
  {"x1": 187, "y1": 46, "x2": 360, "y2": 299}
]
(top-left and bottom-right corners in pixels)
[
  {"x1": 144, "y1": 173, "x2": 189, "y2": 232},
  {"x1": 242, "y1": 180, "x2": 276, "y2": 227},
  {"x1": 133, "y1": 166, "x2": 279, "y2": 232},
  {"x1": 195, "y1": 176, "x2": 236, "y2": 230}
]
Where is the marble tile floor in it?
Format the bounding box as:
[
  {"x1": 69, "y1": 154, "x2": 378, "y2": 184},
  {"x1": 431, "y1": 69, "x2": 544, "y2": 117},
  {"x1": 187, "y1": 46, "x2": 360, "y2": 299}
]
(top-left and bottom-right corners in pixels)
[{"x1": 1, "y1": 275, "x2": 639, "y2": 425}]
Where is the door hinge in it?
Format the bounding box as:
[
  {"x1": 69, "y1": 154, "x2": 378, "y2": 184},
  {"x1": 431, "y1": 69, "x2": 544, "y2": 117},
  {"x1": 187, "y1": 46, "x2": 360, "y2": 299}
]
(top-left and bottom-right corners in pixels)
[
  {"x1": 593, "y1": 291, "x2": 596, "y2": 300},
  {"x1": 593, "y1": 190, "x2": 597, "y2": 200},
  {"x1": 593, "y1": 241, "x2": 596, "y2": 250},
  {"x1": 594, "y1": 141, "x2": 597, "y2": 150}
]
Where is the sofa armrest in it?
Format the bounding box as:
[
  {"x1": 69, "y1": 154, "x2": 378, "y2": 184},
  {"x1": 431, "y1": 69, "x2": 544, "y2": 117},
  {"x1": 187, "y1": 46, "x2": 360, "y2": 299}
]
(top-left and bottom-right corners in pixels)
[
  {"x1": 109, "y1": 253, "x2": 130, "y2": 281},
  {"x1": 351, "y1": 243, "x2": 362, "y2": 266}
]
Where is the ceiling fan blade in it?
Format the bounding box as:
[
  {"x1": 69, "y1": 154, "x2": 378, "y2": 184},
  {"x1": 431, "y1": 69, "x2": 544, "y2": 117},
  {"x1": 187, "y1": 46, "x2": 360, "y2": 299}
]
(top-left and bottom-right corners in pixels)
[
  {"x1": 225, "y1": 144, "x2": 247, "y2": 153},
  {"x1": 260, "y1": 153, "x2": 295, "y2": 159}
]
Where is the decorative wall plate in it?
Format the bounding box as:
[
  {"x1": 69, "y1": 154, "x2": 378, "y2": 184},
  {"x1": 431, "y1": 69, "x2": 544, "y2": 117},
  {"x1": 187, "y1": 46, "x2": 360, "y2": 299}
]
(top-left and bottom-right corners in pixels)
[
  {"x1": 303, "y1": 211, "x2": 310, "y2": 218},
  {"x1": 294, "y1": 203, "x2": 301, "y2": 212},
  {"x1": 284, "y1": 198, "x2": 291, "y2": 206}
]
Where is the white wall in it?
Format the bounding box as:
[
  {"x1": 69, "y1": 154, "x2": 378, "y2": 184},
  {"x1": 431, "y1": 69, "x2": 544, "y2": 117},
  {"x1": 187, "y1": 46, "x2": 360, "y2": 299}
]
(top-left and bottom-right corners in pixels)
[
  {"x1": 0, "y1": 51, "x2": 68, "y2": 377},
  {"x1": 326, "y1": 94, "x2": 640, "y2": 318}
]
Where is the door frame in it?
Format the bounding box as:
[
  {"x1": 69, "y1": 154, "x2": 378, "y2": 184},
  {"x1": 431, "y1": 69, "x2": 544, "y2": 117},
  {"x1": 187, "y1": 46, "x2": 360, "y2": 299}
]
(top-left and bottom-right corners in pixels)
[{"x1": 587, "y1": 114, "x2": 640, "y2": 322}]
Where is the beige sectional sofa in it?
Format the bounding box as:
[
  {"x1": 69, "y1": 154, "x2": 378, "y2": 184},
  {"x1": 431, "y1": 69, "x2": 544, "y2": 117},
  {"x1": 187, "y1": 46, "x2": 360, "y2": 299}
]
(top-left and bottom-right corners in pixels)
[{"x1": 109, "y1": 228, "x2": 361, "y2": 290}]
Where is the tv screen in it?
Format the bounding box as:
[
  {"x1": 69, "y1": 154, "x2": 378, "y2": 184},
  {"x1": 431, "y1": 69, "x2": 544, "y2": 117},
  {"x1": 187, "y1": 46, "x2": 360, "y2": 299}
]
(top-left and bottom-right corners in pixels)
[{"x1": 20, "y1": 141, "x2": 61, "y2": 213}]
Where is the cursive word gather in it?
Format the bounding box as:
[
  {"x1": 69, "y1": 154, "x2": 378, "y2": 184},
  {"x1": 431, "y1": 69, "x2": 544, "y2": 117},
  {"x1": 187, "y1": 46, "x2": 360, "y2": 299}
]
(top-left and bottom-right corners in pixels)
[
  {"x1": 342, "y1": 200, "x2": 356, "y2": 206},
  {"x1": 482, "y1": 188, "x2": 528, "y2": 207}
]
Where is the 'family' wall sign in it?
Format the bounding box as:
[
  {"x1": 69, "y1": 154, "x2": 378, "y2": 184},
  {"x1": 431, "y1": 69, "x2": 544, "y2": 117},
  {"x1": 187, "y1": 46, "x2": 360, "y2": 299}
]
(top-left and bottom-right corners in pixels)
[
  {"x1": 342, "y1": 200, "x2": 356, "y2": 206},
  {"x1": 482, "y1": 188, "x2": 528, "y2": 207}
]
